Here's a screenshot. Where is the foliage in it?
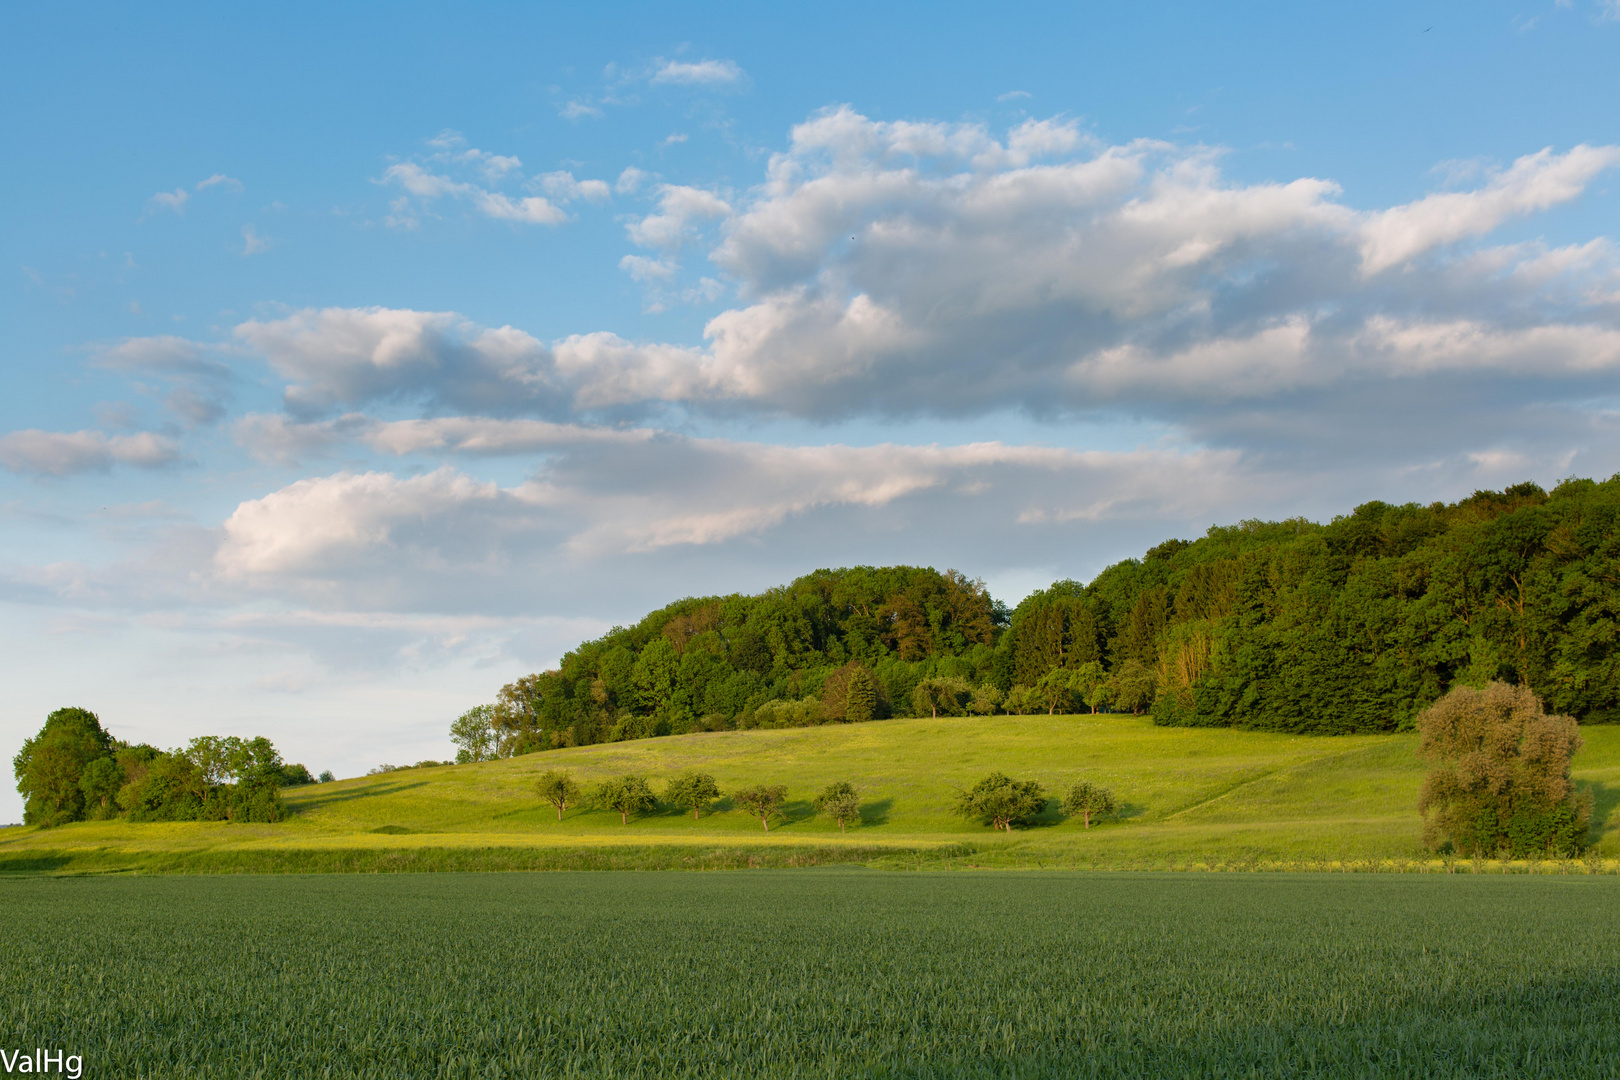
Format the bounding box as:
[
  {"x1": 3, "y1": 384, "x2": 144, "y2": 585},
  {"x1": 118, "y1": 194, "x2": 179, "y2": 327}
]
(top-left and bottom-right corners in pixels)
[
  {"x1": 1417, "y1": 682, "x2": 1591, "y2": 856},
  {"x1": 732, "y1": 784, "x2": 789, "y2": 831},
  {"x1": 955, "y1": 772, "x2": 1047, "y2": 831},
  {"x1": 912, "y1": 677, "x2": 974, "y2": 718},
  {"x1": 450, "y1": 704, "x2": 498, "y2": 763},
  {"x1": 472, "y1": 477, "x2": 1620, "y2": 746},
  {"x1": 664, "y1": 771, "x2": 722, "y2": 820},
  {"x1": 13, "y1": 709, "x2": 293, "y2": 826},
  {"x1": 1062, "y1": 781, "x2": 1118, "y2": 828},
  {"x1": 590, "y1": 775, "x2": 657, "y2": 824},
  {"x1": 812, "y1": 780, "x2": 862, "y2": 833},
  {"x1": 14, "y1": 707, "x2": 114, "y2": 826},
  {"x1": 536, "y1": 769, "x2": 583, "y2": 821}
]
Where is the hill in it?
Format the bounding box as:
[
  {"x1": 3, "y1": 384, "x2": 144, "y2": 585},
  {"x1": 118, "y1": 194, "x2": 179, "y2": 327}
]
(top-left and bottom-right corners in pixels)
[
  {"x1": 5, "y1": 715, "x2": 1617, "y2": 873},
  {"x1": 477, "y1": 477, "x2": 1620, "y2": 763}
]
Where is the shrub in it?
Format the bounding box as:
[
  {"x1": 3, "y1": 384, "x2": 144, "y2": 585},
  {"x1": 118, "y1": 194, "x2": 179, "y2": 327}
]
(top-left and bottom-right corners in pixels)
[{"x1": 1417, "y1": 682, "x2": 1591, "y2": 857}]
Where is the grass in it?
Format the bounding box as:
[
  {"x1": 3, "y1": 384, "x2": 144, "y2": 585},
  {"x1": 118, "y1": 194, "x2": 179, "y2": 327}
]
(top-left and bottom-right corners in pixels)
[
  {"x1": 3, "y1": 714, "x2": 1618, "y2": 873},
  {"x1": 3, "y1": 871, "x2": 1619, "y2": 1078}
]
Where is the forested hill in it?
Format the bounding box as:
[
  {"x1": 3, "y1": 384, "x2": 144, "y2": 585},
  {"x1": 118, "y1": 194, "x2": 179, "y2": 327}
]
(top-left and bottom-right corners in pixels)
[{"x1": 484, "y1": 476, "x2": 1620, "y2": 754}]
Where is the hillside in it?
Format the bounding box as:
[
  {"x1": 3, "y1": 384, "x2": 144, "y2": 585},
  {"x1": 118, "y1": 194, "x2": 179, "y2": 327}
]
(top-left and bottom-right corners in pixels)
[
  {"x1": 5, "y1": 716, "x2": 1617, "y2": 873},
  {"x1": 476, "y1": 477, "x2": 1620, "y2": 764}
]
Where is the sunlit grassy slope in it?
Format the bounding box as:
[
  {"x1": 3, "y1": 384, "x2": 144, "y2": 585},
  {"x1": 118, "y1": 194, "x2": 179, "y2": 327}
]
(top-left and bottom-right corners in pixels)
[{"x1": 5, "y1": 715, "x2": 1618, "y2": 872}]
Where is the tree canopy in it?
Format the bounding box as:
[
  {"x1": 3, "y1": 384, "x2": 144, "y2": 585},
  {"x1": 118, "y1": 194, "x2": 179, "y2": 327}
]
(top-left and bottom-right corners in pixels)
[{"x1": 465, "y1": 476, "x2": 1620, "y2": 752}]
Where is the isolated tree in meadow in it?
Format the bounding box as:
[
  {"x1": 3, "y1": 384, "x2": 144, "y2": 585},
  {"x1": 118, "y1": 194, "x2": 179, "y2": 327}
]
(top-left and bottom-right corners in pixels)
[
  {"x1": 450, "y1": 705, "x2": 498, "y2": 764},
  {"x1": 1062, "y1": 781, "x2": 1117, "y2": 828},
  {"x1": 1417, "y1": 681, "x2": 1591, "y2": 857},
  {"x1": 955, "y1": 772, "x2": 1047, "y2": 831},
  {"x1": 13, "y1": 707, "x2": 116, "y2": 826},
  {"x1": 317, "y1": 770, "x2": 335, "y2": 783},
  {"x1": 665, "y1": 772, "x2": 722, "y2": 820},
  {"x1": 813, "y1": 780, "x2": 861, "y2": 833},
  {"x1": 591, "y1": 775, "x2": 657, "y2": 825},
  {"x1": 733, "y1": 785, "x2": 789, "y2": 832},
  {"x1": 536, "y1": 769, "x2": 583, "y2": 821},
  {"x1": 845, "y1": 667, "x2": 879, "y2": 723}
]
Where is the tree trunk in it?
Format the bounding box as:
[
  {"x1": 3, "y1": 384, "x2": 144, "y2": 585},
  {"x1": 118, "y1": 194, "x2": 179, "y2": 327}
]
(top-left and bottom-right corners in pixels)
[
  {"x1": 555, "y1": 804, "x2": 563, "y2": 821},
  {"x1": 693, "y1": 807, "x2": 700, "y2": 821},
  {"x1": 839, "y1": 819, "x2": 845, "y2": 834},
  {"x1": 762, "y1": 815, "x2": 769, "y2": 832},
  {"x1": 620, "y1": 809, "x2": 627, "y2": 825},
  {"x1": 1083, "y1": 810, "x2": 1091, "y2": 829}
]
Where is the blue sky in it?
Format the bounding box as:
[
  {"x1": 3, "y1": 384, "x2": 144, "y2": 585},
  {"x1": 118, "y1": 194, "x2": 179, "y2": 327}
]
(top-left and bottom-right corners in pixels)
[{"x1": 4, "y1": 1, "x2": 1619, "y2": 816}]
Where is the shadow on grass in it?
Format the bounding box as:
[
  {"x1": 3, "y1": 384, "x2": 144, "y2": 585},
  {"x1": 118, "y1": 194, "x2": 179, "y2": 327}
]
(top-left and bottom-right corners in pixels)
[
  {"x1": 859, "y1": 797, "x2": 893, "y2": 827},
  {"x1": 283, "y1": 779, "x2": 429, "y2": 814},
  {"x1": 1586, "y1": 780, "x2": 1617, "y2": 840},
  {"x1": 0, "y1": 854, "x2": 72, "y2": 873}
]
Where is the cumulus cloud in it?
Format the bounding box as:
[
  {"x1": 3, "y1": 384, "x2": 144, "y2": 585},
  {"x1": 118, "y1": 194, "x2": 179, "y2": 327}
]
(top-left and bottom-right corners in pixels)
[
  {"x1": 132, "y1": 110, "x2": 1620, "y2": 470},
  {"x1": 0, "y1": 430, "x2": 181, "y2": 476},
  {"x1": 209, "y1": 436, "x2": 1260, "y2": 604},
  {"x1": 95, "y1": 335, "x2": 234, "y2": 428},
  {"x1": 625, "y1": 184, "x2": 731, "y2": 249},
  {"x1": 649, "y1": 58, "x2": 746, "y2": 86}
]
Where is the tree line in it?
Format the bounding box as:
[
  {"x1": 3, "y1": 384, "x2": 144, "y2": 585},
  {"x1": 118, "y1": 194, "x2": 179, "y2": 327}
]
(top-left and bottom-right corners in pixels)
[
  {"x1": 12, "y1": 707, "x2": 325, "y2": 827},
  {"x1": 453, "y1": 476, "x2": 1620, "y2": 759},
  {"x1": 529, "y1": 769, "x2": 1121, "y2": 834}
]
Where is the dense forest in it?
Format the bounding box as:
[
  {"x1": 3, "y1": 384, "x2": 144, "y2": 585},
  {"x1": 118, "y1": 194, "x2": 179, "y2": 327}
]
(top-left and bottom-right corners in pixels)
[{"x1": 480, "y1": 476, "x2": 1620, "y2": 755}]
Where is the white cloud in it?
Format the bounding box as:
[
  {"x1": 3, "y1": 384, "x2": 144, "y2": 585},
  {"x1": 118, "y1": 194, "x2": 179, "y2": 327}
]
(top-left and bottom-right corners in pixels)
[
  {"x1": 619, "y1": 254, "x2": 678, "y2": 282},
  {"x1": 997, "y1": 90, "x2": 1033, "y2": 102},
  {"x1": 616, "y1": 167, "x2": 650, "y2": 194},
  {"x1": 0, "y1": 430, "x2": 181, "y2": 476},
  {"x1": 625, "y1": 184, "x2": 731, "y2": 249},
  {"x1": 560, "y1": 100, "x2": 604, "y2": 121},
  {"x1": 1360, "y1": 145, "x2": 1620, "y2": 273},
  {"x1": 241, "y1": 224, "x2": 272, "y2": 255},
  {"x1": 535, "y1": 171, "x2": 612, "y2": 204},
  {"x1": 649, "y1": 58, "x2": 745, "y2": 87},
  {"x1": 380, "y1": 161, "x2": 568, "y2": 228},
  {"x1": 147, "y1": 188, "x2": 189, "y2": 214},
  {"x1": 195, "y1": 174, "x2": 244, "y2": 192}
]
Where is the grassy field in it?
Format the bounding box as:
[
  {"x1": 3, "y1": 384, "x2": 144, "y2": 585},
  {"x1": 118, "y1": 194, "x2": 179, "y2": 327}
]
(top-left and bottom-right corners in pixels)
[
  {"x1": 3, "y1": 871, "x2": 1619, "y2": 1078},
  {"x1": 3, "y1": 714, "x2": 1618, "y2": 873}
]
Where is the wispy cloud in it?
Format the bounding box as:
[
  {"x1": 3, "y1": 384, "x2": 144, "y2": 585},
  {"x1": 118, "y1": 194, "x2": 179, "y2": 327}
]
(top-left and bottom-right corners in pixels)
[{"x1": 649, "y1": 58, "x2": 746, "y2": 87}]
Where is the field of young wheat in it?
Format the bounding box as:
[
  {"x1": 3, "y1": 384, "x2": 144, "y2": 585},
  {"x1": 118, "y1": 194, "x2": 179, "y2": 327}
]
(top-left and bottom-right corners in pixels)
[{"x1": 4, "y1": 871, "x2": 1618, "y2": 1078}]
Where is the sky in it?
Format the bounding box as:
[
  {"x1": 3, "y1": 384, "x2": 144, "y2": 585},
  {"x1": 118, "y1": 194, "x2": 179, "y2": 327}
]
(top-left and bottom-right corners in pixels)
[{"x1": 3, "y1": 1, "x2": 1619, "y2": 819}]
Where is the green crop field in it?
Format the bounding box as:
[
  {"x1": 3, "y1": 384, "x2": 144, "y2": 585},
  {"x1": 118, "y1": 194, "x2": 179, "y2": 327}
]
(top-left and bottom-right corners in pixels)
[
  {"x1": 4, "y1": 715, "x2": 1618, "y2": 873},
  {"x1": 4, "y1": 872, "x2": 1619, "y2": 1078}
]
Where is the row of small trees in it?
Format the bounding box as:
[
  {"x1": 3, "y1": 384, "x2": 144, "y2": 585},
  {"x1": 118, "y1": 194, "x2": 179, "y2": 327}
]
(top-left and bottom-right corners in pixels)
[
  {"x1": 531, "y1": 768, "x2": 1117, "y2": 833},
  {"x1": 534, "y1": 770, "x2": 864, "y2": 833}
]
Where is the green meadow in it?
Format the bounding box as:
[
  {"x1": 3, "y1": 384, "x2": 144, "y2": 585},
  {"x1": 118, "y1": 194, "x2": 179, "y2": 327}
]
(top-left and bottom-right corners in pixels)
[
  {"x1": 4, "y1": 871, "x2": 1620, "y2": 1078},
  {"x1": 4, "y1": 714, "x2": 1618, "y2": 873}
]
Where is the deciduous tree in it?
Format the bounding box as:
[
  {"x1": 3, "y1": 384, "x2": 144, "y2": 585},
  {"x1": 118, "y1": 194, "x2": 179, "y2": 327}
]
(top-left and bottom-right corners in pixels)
[
  {"x1": 813, "y1": 781, "x2": 861, "y2": 833},
  {"x1": 1062, "y1": 781, "x2": 1117, "y2": 828},
  {"x1": 450, "y1": 705, "x2": 498, "y2": 763},
  {"x1": 665, "y1": 772, "x2": 722, "y2": 820},
  {"x1": 733, "y1": 785, "x2": 788, "y2": 831},
  {"x1": 13, "y1": 707, "x2": 115, "y2": 827},
  {"x1": 955, "y1": 772, "x2": 1047, "y2": 831},
  {"x1": 536, "y1": 769, "x2": 583, "y2": 820},
  {"x1": 591, "y1": 775, "x2": 657, "y2": 824}
]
